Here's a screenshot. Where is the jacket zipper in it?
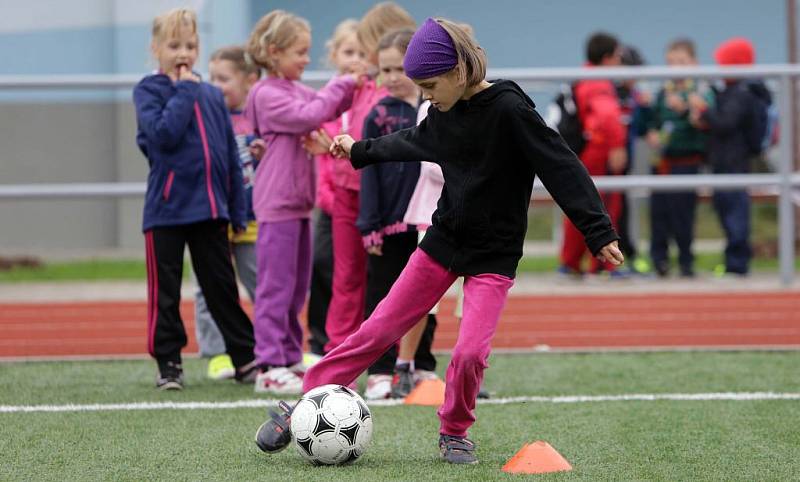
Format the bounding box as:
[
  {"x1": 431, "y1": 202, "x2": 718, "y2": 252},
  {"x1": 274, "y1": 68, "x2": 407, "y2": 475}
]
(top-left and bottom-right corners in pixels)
[
  {"x1": 162, "y1": 170, "x2": 175, "y2": 201},
  {"x1": 194, "y1": 101, "x2": 218, "y2": 219}
]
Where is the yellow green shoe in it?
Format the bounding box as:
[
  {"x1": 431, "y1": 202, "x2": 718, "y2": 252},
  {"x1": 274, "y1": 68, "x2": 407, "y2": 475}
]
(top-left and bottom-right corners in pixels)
[
  {"x1": 633, "y1": 257, "x2": 651, "y2": 274},
  {"x1": 207, "y1": 354, "x2": 235, "y2": 380}
]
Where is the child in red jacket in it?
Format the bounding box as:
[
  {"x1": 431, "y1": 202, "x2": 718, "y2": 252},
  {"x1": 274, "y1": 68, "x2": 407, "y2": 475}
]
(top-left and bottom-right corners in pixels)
[{"x1": 559, "y1": 31, "x2": 628, "y2": 277}]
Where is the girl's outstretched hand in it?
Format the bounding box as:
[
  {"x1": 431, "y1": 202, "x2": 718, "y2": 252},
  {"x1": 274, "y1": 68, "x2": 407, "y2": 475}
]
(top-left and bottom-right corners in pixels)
[
  {"x1": 596, "y1": 240, "x2": 625, "y2": 266},
  {"x1": 330, "y1": 135, "x2": 355, "y2": 159}
]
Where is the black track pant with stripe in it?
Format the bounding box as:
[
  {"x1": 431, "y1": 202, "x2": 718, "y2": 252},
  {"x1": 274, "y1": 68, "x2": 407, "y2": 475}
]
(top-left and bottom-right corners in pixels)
[{"x1": 145, "y1": 220, "x2": 255, "y2": 371}]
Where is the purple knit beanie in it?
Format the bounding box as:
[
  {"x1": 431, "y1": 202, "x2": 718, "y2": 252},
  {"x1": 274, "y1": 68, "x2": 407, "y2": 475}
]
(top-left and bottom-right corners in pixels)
[{"x1": 403, "y1": 18, "x2": 458, "y2": 79}]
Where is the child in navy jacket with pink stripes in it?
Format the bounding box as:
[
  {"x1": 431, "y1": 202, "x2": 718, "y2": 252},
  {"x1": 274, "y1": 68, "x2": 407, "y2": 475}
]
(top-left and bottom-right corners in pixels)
[{"x1": 133, "y1": 8, "x2": 257, "y2": 390}]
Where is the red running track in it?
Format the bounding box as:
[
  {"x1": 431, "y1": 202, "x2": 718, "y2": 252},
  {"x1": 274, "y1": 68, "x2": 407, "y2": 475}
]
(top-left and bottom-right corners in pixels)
[{"x1": 1, "y1": 292, "x2": 799, "y2": 358}]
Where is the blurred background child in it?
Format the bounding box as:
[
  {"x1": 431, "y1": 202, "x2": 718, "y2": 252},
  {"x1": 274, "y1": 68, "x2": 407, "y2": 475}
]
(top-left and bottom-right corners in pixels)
[
  {"x1": 559, "y1": 32, "x2": 627, "y2": 278},
  {"x1": 322, "y1": 2, "x2": 417, "y2": 399},
  {"x1": 646, "y1": 38, "x2": 712, "y2": 278},
  {"x1": 355, "y1": 29, "x2": 439, "y2": 400},
  {"x1": 304, "y1": 19, "x2": 367, "y2": 358},
  {"x1": 689, "y1": 37, "x2": 764, "y2": 277},
  {"x1": 615, "y1": 44, "x2": 651, "y2": 275},
  {"x1": 133, "y1": 8, "x2": 257, "y2": 390},
  {"x1": 245, "y1": 10, "x2": 358, "y2": 394},
  {"x1": 191, "y1": 45, "x2": 264, "y2": 381}
]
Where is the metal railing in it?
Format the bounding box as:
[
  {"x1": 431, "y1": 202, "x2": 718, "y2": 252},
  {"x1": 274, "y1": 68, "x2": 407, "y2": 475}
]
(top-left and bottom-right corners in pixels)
[{"x1": 0, "y1": 64, "x2": 798, "y2": 284}]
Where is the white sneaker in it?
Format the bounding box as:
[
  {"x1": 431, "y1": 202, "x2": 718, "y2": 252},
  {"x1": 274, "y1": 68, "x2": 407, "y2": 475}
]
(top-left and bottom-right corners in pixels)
[
  {"x1": 364, "y1": 374, "x2": 392, "y2": 400},
  {"x1": 254, "y1": 367, "x2": 303, "y2": 395},
  {"x1": 287, "y1": 360, "x2": 308, "y2": 378},
  {"x1": 414, "y1": 369, "x2": 440, "y2": 384}
]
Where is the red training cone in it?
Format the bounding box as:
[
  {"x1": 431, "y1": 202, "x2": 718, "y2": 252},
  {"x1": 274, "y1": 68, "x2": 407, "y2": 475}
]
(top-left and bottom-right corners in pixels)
[
  {"x1": 403, "y1": 379, "x2": 446, "y2": 406},
  {"x1": 501, "y1": 441, "x2": 573, "y2": 474}
]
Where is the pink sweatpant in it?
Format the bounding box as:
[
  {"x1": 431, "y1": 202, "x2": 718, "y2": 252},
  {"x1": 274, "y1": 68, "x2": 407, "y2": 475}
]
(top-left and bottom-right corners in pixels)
[
  {"x1": 324, "y1": 186, "x2": 367, "y2": 353},
  {"x1": 303, "y1": 248, "x2": 514, "y2": 437}
]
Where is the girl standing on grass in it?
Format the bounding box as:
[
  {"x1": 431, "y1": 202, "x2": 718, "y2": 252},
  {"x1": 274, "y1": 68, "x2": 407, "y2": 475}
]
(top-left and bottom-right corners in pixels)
[
  {"x1": 356, "y1": 29, "x2": 444, "y2": 400},
  {"x1": 133, "y1": 8, "x2": 257, "y2": 390},
  {"x1": 304, "y1": 18, "x2": 367, "y2": 357},
  {"x1": 255, "y1": 18, "x2": 623, "y2": 464},
  {"x1": 244, "y1": 10, "x2": 359, "y2": 394},
  {"x1": 192, "y1": 45, "x2": 265, "y2": 382},
  {"x1": 323, "y1": 1, "x2": 418, "y2": 401}
]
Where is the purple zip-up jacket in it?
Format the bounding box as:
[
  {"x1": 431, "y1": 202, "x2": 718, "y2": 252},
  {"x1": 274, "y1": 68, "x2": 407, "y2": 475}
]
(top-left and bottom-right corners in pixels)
[{"x1": 245, "y1": 75, "x2": 356, "y2": 222}]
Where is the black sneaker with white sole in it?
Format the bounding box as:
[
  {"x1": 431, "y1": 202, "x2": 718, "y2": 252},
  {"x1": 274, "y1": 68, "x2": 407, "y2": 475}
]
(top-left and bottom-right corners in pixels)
[
  {"x1": 390, "y1": 363, "x2": 415, "y2": 399},
  {"x1": 234, "y1": 360, "x2": 260, "y2": 384},
  {"x1": 255, "y1": 401, "x2": 294, "y2": 453},
  {"x1": 439, "y1": 434, "x2": 478, "y2": 465},
  {"x1": 156, "y1": 361, "x2": 184, "y2": 391}
]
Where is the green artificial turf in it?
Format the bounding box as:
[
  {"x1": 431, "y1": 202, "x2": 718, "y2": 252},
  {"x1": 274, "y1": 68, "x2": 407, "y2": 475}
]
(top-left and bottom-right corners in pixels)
[{"x1": 1, "y1": 352, "x2": 799, "y2": 481}]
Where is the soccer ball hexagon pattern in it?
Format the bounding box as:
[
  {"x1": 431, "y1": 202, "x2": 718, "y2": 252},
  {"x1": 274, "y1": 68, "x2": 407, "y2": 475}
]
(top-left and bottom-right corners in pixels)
[{"x1": 290, "y1": 384, "x2": 373, "y2": 465}]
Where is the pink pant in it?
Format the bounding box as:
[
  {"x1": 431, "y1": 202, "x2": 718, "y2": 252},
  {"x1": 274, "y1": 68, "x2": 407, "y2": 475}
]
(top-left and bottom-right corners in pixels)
[
  {"x1": 324, "y1": 186, "x2": 367, "y2": 353},
  {"x1": 304, "y1": 249, "x2": 513, "y2": 437}
]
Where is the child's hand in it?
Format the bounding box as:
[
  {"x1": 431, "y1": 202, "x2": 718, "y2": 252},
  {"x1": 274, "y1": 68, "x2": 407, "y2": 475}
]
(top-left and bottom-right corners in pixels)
[
  {"x1": 348, "y1": 71, "x2": 366, "y2": 88},
  {"x1": 596, "y1": 240, "x2": 624, "y2": 266},
  {"x1": 173, "y1": 64, "x2": 200, "y2": 83},
  {"x1": 687, "y1": 93, "x2": 707, "y2": 111},
  {"x1": 367, "y1": 245, "x2": 383, "y2": 256},
  {"x1": 608, "y1": 147, "x2": 627, "y2": 174},
  {"x1": 330, "y1": 135, "x2": 355, "y2": 159},
  {"x1": 665, "y1": 93, "x2": 687, "y2": 113},
  {"x1": 689, "y1": 109, "x2": 706, "y2": 129},
  {"x1": 646, "y1": 130, "x2": 661, "y2": 148},
  {"x1": 249, "y1": 139, "x2": 266, "y2": 160},
  {"x1": 302, "y1": 129, "x2": 333, "y2": 156}
]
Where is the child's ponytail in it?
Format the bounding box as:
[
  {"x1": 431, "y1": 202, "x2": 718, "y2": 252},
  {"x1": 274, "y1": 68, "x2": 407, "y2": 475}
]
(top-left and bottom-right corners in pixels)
[{"x1": 247, "y1": 10, "x2": 310, "y2": 74}]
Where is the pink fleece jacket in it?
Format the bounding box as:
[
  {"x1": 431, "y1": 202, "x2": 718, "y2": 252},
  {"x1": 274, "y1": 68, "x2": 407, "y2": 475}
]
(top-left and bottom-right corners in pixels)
[
  {"x1": 332, "y1": 78, "x2": 389, "y2": 191},
  {"x1": 315, "y1": 117, "x2": 340, "y2": 215},
  {"x1": 245, "y1": 75, "x2": 356, "y2": 222}
]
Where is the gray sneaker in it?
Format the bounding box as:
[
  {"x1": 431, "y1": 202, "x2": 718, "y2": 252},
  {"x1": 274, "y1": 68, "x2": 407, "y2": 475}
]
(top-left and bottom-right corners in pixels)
[
  {"x1": 439, "y1": 434, "x2": 478, "y2": 465},
  {"x1": 391, "y1": 363, "x2": 415, "y2": 398},
  {"x1": 255, "y1": 401, "x2": 294, "y2": 453}
]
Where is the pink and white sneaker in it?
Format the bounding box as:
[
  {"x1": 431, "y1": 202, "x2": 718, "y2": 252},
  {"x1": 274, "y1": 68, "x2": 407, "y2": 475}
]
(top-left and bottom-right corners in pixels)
[
  {"x1": 364, "y1": 374, "x2": 392, "y2": 400},
  {"x1": 287, "y1": 360, "x2": 308, "y2": 379},
  {"x1": 414, "y1": 369, "x2": 441, "y2": 384},
  {"x1": 254, "y1": 367, "x2": 303, "y2": 395}
]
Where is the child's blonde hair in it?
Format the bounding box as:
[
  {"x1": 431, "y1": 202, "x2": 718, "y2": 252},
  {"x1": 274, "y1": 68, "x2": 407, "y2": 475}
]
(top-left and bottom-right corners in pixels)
[
  {"x1": 357, "y1": 2, "x2": 416, "y2": 58},
  {"x1": 435, "y1": 18, "x2": 486, "y2": 87},
  {"x1": 247, "y1": 10, "x2": 311, "y2": 74},
  {"x1": 325, "y1": 19, "x2": 359, "y2": 67},
  {"x1": 210, "y1": 45, "x2": 261, "y2": 78},
  {"x1": 151, "y1": 8, "x2": 197, "y2": 44}
]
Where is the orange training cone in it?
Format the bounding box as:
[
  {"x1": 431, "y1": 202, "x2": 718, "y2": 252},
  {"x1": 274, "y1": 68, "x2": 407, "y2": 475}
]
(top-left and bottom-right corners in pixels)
[
  {"x1": 403, "y1": 379, "x2": 446, "y2": 406},
  {"x1": 501, "y1": 441, "x2": 573, "y2": 474}
]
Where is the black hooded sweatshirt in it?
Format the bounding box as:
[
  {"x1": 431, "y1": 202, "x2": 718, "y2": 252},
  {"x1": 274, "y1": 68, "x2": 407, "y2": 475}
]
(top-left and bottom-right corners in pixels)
[{"x1": 351, "y1": 80, "x2": 618, "y2": 278}]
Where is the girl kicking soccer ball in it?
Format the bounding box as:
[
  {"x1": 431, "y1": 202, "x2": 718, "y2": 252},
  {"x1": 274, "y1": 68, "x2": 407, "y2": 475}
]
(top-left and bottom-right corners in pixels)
[{"x1": 255, "y1": 17, "x2": 623, "y2": 465}]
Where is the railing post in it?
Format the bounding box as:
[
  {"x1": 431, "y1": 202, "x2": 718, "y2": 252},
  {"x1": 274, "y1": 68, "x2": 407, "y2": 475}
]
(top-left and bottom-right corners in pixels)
[{"x1": 778, "y1": 74, "x2": 796, "y2": 286}]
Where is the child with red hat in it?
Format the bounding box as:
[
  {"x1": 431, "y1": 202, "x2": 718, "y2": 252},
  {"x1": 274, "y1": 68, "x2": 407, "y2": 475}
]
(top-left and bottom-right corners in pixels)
[{"x1": 688, "y1": 36, "x2": 769, "y2": 276}]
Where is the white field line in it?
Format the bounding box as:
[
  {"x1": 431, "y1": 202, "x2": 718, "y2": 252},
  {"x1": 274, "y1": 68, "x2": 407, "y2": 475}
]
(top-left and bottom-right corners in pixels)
[{"x1": 1, "y1": 392, "x2": 798, "y2": 414}]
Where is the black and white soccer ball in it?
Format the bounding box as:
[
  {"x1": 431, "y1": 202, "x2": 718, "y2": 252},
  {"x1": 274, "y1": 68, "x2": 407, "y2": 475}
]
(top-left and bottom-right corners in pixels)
[{"x1": 290, "y1": 384, "x2": 373, "y2": 465}]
